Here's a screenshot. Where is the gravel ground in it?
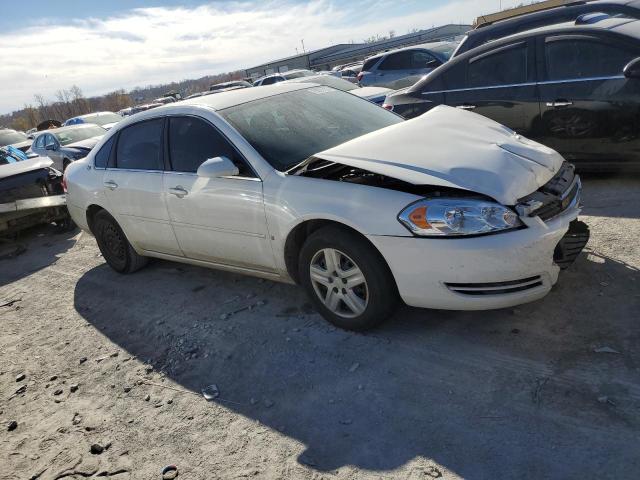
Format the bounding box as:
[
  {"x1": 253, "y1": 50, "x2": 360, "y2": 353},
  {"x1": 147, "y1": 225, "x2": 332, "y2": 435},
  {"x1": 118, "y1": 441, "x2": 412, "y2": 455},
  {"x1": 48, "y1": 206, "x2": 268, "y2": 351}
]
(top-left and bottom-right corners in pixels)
[{"x1": 1, "y1": 174, "x2": 639, "y2": 480}]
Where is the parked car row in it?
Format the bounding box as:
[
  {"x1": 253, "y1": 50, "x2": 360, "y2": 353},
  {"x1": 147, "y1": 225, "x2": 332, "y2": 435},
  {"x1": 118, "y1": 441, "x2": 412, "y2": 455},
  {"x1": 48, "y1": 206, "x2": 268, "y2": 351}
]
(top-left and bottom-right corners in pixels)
[{"x1": 382, "y1": 14, "x2": 640, "y2": 170}]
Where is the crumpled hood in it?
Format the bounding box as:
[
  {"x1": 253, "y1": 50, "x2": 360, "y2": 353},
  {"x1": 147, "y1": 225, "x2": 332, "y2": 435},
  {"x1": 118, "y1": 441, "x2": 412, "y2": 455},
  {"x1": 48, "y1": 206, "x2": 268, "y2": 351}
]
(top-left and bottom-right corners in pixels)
[
  {"x1": 0, "y1": 156, "x2": 54, "y2": 180},
  {"x1": 66, "y1": 135, "x2": 102, "y2": 150},
  {"x1": 314, "y1": 105, "x2": 564, "y2": 205}
]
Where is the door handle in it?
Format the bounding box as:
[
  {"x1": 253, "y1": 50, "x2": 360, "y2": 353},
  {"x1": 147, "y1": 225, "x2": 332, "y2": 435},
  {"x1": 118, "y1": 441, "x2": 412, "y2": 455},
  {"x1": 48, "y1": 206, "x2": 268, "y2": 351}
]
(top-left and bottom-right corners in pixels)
[
  {"x1": 457, "y1": 104, "x2": 476, "y2": 110},
  {"x1": 103, "y1": 180, "x2": 118, "y2": 190},
  {"x1": 547, "y1": 101, "x2": 573, "y2": 108},
  {"x1": 168, "y1": 186, "x2": 188, "y2": 198}
]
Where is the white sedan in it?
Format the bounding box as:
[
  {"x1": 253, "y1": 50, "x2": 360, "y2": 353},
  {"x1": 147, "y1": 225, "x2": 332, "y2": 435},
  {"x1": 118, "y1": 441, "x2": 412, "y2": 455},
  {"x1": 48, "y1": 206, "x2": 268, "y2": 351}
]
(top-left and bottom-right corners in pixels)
[{"x1": 64, "y1": 83, "x2": 588, "y2": 331}]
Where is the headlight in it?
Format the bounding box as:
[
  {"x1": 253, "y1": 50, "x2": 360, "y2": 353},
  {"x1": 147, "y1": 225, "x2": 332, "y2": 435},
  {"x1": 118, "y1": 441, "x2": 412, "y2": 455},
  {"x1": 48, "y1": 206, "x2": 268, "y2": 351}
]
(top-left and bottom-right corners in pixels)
[{"x1": 398, "y1": 197, "x2": 522, "y2": 237}]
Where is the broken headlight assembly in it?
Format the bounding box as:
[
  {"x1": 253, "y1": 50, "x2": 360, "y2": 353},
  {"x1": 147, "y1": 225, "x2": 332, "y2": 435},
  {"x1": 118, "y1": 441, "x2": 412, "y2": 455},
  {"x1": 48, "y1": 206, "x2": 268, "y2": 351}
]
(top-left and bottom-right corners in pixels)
[{"x1": 398, "y1": 198, "x2": 522, "y2": 237}]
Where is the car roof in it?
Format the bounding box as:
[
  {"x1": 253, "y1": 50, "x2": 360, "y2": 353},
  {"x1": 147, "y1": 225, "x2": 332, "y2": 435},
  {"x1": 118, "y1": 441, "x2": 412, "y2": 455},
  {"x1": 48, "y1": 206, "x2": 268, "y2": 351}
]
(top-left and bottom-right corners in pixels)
[
  {"x1": 159, "y1": 82, "x2": 315, "y2": 112},
  {"x1": 365, "y1": 41, "x2": 457, "y2": 61},
  {"x1": 74, "y1": 111, "x2": 116, "y2": 118},
  {"x1": 487, "y1": 14, "x2": 640, "y2": 44},
  {"x1": 473, "y1": 0, "x2": 638, "y2": 30},
  {"x1": 35, "y1": 124, "x2": 104, "y2": 135}
]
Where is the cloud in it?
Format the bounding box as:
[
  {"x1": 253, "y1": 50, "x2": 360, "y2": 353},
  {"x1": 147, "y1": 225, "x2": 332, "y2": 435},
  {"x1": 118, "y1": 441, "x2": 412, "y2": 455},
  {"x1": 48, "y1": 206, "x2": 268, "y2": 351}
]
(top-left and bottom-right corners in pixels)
[{"x1": 0, "y1": 0, "x2": 523, "y2": 114}]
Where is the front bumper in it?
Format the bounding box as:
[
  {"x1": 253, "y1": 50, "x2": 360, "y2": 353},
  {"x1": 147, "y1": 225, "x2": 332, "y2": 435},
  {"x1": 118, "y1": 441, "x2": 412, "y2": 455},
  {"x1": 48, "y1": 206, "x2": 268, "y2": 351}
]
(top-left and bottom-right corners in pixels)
[{"x1": 368, "y1": 204, "x2": 583, "y2": 311}]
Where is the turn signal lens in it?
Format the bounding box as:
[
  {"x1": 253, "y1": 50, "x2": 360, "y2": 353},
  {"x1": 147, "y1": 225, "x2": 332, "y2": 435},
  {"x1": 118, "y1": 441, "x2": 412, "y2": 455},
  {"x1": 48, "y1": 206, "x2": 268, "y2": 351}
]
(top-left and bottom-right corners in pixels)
[{"x1": 408, "y1": 206, "x2": 430, "y2": 229}]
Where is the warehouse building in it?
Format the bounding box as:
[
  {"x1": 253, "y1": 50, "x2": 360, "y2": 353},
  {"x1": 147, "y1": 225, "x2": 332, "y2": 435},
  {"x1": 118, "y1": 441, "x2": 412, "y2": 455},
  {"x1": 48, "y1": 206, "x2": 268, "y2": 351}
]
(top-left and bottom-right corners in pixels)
[{"x1": 245, "y1": 24, "x2": 470, "y2": 79}]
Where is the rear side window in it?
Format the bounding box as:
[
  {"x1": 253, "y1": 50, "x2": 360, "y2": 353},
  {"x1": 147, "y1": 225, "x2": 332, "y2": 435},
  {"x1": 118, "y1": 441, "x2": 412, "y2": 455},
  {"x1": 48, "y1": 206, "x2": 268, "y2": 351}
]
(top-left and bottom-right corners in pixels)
[
  {"x1": 35, "y1": 135, "x2": 45, "y2": 149},
  {"x1": 379, "y1": 51, "x2": 413, "y2": 71},
  {"x1": 115, "y1": 119, "x2": 163, "y2": 170},
  {"x1": 545, "y1": 37, "x2": 638, "y2": 81},
  {"x1": 94, "y1": 136, "x2": 115, "y2": 168},
  {"x1": 362, "y1": 57, "x2": 379, "y2": 71},
  {"x1": 168, "y1": 116, "x2": 252, "y2": 176},
  {"x1": 468, "y1": 43, "x2": 527, "y2": 88}
]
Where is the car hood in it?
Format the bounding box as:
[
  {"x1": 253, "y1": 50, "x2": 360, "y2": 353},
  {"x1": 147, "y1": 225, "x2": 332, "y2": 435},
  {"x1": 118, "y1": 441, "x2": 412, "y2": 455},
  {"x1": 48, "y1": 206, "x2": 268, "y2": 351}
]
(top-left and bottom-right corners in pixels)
[
  {"x1": 351, "y1": 86, "x2": 392, "y2": 100},
  {"x1": 9, "y1": 140, "x2": 33, "y2": 151},
  {"x1": 0, "y1": 156, "x2": 54, "y2": 180},
  {"x1": 65, "y1": 135, "x2": 103, "y2": 150},
  {"x1": 313, "y1": 105, "x2": 563, "y2": 205}
]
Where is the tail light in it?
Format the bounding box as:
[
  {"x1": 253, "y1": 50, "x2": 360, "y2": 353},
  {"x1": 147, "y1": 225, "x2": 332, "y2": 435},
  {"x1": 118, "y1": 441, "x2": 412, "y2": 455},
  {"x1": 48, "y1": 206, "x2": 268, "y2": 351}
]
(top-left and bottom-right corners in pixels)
[
  {"x1": 382, "y1": 103, "x2": 394, "y2": 111},
  {"x1": 62, "y1": 172, "x2": 68, "y2": 193}
]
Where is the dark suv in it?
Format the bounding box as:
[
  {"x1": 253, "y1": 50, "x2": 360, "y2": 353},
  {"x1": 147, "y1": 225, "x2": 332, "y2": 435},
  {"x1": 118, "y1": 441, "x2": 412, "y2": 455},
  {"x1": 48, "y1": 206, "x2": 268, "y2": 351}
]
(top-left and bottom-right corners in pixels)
[
  {"x1": 383, "y1": 15, "x2": 640, "y2": 170},
  {"x1": 454, "y1": 0, "x2": 640, "y2": 57}
]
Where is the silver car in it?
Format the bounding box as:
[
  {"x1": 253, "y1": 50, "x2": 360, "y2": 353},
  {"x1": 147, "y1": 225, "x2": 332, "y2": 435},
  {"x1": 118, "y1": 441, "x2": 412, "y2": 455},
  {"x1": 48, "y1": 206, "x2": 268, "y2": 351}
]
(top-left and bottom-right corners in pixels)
[
  {"x1": 358, "y1": 41, "x2": 458, "y2": 89},
  {"x1": 31, "y1": 124, "x2": 106, "y2": 171}
]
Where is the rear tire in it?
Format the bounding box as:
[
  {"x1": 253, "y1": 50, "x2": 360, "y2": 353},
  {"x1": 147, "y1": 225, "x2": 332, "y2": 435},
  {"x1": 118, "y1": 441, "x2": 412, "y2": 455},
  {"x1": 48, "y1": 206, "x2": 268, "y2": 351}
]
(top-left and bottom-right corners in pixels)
[
  {"x1": 93, "y1": 210, "x2": 148, "y2": 273},
  {"x1": 298, "y1": 226, "x2": 399, "y2": 331}
]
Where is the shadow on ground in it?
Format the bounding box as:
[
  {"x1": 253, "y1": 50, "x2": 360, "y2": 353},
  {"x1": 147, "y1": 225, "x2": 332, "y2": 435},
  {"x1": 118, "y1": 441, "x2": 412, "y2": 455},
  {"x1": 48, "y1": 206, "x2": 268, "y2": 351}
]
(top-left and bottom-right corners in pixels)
[
  {"x1": 0, "y1": 224, "x2": 78, "y2": 288},
  {"x1": 72, "y1": 246, "x2": 640, "y2": 478}
]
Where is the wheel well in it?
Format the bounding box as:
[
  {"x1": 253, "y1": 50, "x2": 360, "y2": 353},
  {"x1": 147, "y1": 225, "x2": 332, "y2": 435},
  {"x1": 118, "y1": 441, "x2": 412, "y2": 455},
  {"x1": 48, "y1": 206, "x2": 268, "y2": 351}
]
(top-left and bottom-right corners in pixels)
[
  {"x1": 284, "y1": 219, "x2": 392, "y2": 285},
  {"x1": 86, "y1": 204, "x2": 105, "y2": 235}
]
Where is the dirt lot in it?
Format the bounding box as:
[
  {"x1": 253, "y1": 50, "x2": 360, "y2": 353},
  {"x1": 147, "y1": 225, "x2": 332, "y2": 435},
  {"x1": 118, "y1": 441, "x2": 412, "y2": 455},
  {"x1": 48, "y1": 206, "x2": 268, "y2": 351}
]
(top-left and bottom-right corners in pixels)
[{"x1": 1, "y1": 175, "x2": 639, "y2": 480}]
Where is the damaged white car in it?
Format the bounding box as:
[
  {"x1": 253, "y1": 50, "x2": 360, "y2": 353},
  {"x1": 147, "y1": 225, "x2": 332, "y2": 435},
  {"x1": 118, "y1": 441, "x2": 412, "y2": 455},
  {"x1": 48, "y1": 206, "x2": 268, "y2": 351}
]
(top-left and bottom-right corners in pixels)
[{"x1": 64, "y1": 83, "x2": 589, "y2": 330}]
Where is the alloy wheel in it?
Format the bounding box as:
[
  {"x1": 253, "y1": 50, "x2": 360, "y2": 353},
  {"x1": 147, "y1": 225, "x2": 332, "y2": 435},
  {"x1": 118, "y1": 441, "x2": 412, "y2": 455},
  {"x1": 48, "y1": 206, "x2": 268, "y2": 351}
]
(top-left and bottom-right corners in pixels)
[{"x1": 309, "y1": 248, "x2": 369, "y2": 318}]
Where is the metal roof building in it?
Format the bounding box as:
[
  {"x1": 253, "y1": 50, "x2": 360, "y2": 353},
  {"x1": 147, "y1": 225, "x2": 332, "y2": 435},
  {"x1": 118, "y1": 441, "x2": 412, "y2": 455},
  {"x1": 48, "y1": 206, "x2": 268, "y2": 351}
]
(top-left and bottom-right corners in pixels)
[{"x1": 245, "y1": 24, "x2": 471, "y2": 79}]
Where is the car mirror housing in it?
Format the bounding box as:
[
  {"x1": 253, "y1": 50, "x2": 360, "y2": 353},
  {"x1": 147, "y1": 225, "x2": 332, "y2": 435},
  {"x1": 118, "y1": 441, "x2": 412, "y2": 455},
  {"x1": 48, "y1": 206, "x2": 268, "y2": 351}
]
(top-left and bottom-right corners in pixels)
[
  {"x1": 623, "y1": 57, "x2": 640, "y2": 79},
  {"x1": 196, "y1": 156, "x2": 239, "y2": 178},
  {"x1": 45, "y1": 144, "x2": 56, "y2": 151}
]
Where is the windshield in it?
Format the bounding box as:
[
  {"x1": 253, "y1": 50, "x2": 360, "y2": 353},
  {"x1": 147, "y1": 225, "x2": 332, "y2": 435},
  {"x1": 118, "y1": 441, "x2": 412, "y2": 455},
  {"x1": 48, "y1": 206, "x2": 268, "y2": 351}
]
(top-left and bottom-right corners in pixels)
[
  {"x1": 81, "y1": 113, "x2": 122, "y2": 126},
  {"x1": 54, "y1": 126, "x2": 106, "y2": 146},
  {"x1": 429, "y1": 42, "x2": 458, "y2": 60},
  {"x1": 0, "y1": 130, "x2": 28, "y2": 146},
  {"x1": 220, "y1": 87, "x2": 402, "y2": 171},
  {"x1": 296, "y1": 75, "x2": 358, "y2": 91}
]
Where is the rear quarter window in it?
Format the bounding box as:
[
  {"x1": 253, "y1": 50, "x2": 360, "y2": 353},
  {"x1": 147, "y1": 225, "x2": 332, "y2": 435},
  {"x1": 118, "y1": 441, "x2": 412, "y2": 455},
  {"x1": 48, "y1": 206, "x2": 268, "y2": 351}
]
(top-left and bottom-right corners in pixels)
[{"x1": 94, "y1": 136, "x2": 115, "y2": 168}]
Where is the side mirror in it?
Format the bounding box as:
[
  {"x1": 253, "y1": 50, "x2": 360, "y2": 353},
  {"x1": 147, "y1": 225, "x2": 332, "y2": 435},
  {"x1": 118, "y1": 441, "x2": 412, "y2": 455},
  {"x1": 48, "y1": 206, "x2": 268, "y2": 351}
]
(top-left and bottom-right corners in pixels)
[
  {"x1": 45, "y1": 144, "x2": 56, "y2": 151},
  {"x1": 623, "y1": 57, "x2": 640, "y2": 79},
  {"x1": 196, "y1": 156, "x2": 239, "y2": 178}
]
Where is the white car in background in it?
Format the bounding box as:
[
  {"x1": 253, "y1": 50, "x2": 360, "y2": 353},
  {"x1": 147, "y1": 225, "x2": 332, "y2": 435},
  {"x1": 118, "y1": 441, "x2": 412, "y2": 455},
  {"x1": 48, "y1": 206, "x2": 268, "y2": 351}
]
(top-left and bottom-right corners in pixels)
[
  {"x1": 64, "y1": 83, "x2": 588, "y2": 331},
  {"x1": 283, "y1": 74, "x2": 393, "y2": 105}
]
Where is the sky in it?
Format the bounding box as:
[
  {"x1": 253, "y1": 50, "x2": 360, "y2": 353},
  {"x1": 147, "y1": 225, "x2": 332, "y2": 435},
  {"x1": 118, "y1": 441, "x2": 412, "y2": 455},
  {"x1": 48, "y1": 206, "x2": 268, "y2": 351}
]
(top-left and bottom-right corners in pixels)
[{"x1": 0, "y1": 0, "x2": 524, "y2": 114}]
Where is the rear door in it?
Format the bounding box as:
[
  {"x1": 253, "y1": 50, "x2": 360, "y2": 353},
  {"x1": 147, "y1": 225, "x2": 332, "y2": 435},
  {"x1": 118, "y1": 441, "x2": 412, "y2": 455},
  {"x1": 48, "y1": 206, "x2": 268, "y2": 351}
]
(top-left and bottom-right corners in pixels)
[
  {"x1": 537, "y1": 33, "x2": 640, "y2": 168},
  {"x1": 444, "y1": 40, "x2": 539, "y2": 136},
  {"x1": 374, "y1": 50, "x2": 416, "y2": 88},
  {"x1": 162, "y1": 115, "x2": 276, "y2": 271},
  {"x1": 103, "y1": 118, "x2": 182, "y2": 256}
]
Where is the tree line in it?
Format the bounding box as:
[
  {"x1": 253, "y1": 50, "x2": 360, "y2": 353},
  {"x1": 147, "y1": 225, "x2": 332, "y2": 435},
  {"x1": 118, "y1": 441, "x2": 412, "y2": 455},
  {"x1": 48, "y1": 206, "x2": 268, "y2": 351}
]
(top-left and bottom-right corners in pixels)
[{"x1": 0, "y1": 70, "x2": 245, "y2": 131}]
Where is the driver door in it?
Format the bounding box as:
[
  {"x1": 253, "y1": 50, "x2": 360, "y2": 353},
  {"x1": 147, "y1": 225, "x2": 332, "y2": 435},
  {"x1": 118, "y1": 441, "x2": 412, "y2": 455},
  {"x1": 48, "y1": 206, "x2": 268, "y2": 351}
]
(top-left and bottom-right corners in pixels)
[{"x1": 162, "y1": 115, "x2": 276, "y2": 272}]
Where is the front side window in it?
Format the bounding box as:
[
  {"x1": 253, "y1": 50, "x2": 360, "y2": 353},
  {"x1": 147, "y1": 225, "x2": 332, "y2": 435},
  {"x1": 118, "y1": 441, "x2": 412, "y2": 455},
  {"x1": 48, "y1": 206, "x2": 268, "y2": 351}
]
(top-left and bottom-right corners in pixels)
[
  {"x1": 45, "y1": 134, "x2": 57, "y2": 148},
  {"x1": 545, "y1": 37, "x2": 638, "y2": 81},
  {"x1": 168, "y1": 116, "x2": 251, "y2": 175},
  {"x1": 412, "y1": 51, "x2": 437, "y2": 69},
  {"x1": 220, "y1": 87, "x2": 402, "y2": 171},
  {"x1": 115, "y1": 118, "x2": 163, "y2": 170},
  {"x1": 379, "y1": 51, "x2": 413, "y2": 71},
  {"x1": 94, "y1": 136, "x2": 115, "y2": 168},
  {"x1": 468, "y1": 43, "x2": 528, "y2": 88}
]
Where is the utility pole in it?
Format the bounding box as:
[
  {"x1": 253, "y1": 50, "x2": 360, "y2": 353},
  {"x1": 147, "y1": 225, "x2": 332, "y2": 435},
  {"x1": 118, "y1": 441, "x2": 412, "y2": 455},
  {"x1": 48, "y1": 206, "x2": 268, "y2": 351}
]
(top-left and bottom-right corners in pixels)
[{"x1": 301, "y1": 39, "x2": 306, "y2": 54}]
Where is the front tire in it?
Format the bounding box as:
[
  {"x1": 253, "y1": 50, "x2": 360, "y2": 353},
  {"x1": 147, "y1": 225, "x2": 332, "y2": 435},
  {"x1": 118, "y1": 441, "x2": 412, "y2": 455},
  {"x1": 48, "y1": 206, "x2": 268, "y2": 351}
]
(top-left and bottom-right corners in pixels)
[
  {"x1": 93, "y1": 210, "x2": 148, "y2": 273},
  {"x1": 298, "y1": 226, "x2": 399, "y2": 331}
]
